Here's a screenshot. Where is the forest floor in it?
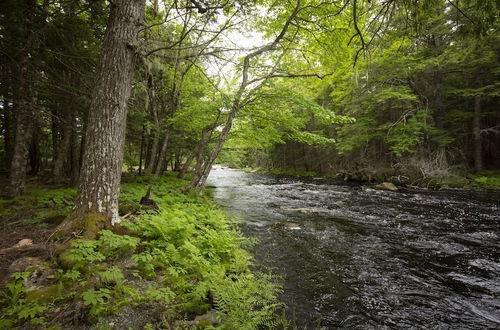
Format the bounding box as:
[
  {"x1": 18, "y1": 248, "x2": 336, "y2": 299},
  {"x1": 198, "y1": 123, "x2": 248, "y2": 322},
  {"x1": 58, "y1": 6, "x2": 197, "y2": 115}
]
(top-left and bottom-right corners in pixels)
[{"x1": 0, "y1": 173, "x2": 282, "y2": 329}]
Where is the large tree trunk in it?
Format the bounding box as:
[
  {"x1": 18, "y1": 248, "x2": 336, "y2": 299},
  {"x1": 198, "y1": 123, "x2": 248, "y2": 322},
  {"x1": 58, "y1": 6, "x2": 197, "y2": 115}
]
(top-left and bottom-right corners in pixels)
[{"x1": 71, "y1": 0, "x2": 145, "y2": 227}]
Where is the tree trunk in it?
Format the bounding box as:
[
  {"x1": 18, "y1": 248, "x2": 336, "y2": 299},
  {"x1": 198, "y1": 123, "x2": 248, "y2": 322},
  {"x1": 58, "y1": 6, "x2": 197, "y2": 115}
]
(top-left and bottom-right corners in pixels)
[
  {"x1": 153, "y1": 130, "x2": 170, "y2": 178},
  {"x1": 70, "y1": 117, "x2": 80, "y2": 186},
  {"x1": 53, "y1": 111, "x2": 72, "y2": 182},
  {"x1": 29, "y1": 122, "x2": 41, "y2": 175},
  {"x1": 138, "y1": 123, "x2": 145, "y2": 175},
  {"x1": 72, "y1": 0, "x2": 145, "y2": 227},
  {"x1": 145, "y1": 112, "x2": 160, "y2": 174},
  {"x1": 473, "y1": 93, "x2": 482, "y2": 173},
  {"x1": 187, "y1": 107, "x2": 238, "y2": 190},
  {"x1": 177, "y1": 151, "x2": 196, "y2": 179},
  {"x1": 7, "y1": 0, "x2": 36, "y2": 197},
  {"x1": 1, "y1": 99, "x2": 13, "y2": 170}
]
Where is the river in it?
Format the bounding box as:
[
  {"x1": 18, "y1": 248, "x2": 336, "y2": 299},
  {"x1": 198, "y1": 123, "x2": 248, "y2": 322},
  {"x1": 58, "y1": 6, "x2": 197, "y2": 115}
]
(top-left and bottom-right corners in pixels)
[{"x1": 207, "y1": 167, "x2": 500, "y2": 329}]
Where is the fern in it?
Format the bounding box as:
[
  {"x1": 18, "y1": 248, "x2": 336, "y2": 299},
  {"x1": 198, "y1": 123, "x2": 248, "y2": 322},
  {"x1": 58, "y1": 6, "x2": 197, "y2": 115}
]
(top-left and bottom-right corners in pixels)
[{"x1": 211, "y1": 273, "x2": 283, "y2": 329}]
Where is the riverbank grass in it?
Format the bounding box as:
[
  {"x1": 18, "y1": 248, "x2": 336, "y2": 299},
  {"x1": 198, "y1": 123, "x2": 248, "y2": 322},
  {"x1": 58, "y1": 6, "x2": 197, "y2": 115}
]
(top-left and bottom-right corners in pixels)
[{"x1": 0, "y1": 174, "x2": 282, "y2": 328}]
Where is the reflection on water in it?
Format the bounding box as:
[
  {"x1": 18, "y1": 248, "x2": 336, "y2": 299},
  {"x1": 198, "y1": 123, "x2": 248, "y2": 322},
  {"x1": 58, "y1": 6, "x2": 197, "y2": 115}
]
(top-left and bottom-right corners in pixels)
[{"x1": 208, "y1": 167, "x2": 500, "y2": 329}]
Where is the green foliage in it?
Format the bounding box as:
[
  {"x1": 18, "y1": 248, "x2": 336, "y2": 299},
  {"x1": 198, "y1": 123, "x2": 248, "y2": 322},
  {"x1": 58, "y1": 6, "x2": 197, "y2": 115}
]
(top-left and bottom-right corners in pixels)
[
  {"x1": 212, "y1": 273, "x2": 283, "y2": 329},
  {"x1": 65, "y1": 239, "x2": 106, "y2": 269},
  {"x1": 472, "y1": 171, "x2": 500, "y2": 188},
  {"x1": 98, "y1": 268, "x2": 125, "y2": 284},
  {"x1": 81, "y1": 288, "x2": 113, "y2": 319},
  {"x1": 0, "y1": 176, "x2": 281, "y2": 328},
  {"x1": 98, "y1": 230, "x2": 140, "y2": 256},
  {"x1": 0, "y1": 272, "x2": 48, "y2": 327}
]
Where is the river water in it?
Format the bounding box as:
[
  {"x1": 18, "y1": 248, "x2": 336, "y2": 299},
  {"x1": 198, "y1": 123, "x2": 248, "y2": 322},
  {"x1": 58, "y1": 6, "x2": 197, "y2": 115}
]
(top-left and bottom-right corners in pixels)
[{"x1": 207, "y1": 167, "x2": 500, "y2": 329}]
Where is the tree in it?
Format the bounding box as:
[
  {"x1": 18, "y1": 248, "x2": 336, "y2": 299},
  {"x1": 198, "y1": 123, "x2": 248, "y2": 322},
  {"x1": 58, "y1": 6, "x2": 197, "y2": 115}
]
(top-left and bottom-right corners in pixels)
[{"x1": 66, "y1": 0, "x2": 145, "y2": 230}]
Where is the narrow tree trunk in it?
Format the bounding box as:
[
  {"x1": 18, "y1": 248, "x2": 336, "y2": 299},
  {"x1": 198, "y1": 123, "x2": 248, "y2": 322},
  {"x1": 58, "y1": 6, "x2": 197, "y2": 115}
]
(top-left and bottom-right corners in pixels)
[
  {"x1": 177, "y1": 151, "x2": 196, "y2": 179},
  {"x1": 70, "y1": 117, "x2": 80, "y2": 186},
  {"x1": 53, "y1": 111, "x2": 72, "y2": 182},
  {"x1": 174, "y1": 152, "x2": 182, "y2": 171},
  {"x1": 145, "y1": 117, "x2": 160, "y2": 174},
  {"x1": 187, "y1": 107, "x2": 238, "y2": 190},
  {"x1": 7, "y1": 0, "x2": 36, "y2": 197},
  {"x1": 153, "y1": 130, "x2": 170, "y2": 178},
  {"x1": 51, "y1": 110, "x2": 60, "y2": 164},
  {"x1": 138, "y1": 123, "x2": 145, "y2": 175},
  {"x1": 1, "y1": 100, "x2": 13, "y2": 170},
  {"x1": 72, "y1": 0, "x2": 145, "y2": 226},
  {"x1": 473, "y1": 93, "x2": 482, "y2": 173},
  {"x1": 29, "y1": 122, "x2": 41, "y2": 175}
]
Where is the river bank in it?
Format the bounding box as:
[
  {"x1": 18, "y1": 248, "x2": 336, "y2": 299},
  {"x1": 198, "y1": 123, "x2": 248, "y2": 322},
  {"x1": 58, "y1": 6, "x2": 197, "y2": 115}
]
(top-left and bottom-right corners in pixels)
[
  {"x1": 240, "y1": 167, "x2": 500, "y2": 192},
  {"x1": 0, "y1": 174, "x2": 281, "y2": 328}
]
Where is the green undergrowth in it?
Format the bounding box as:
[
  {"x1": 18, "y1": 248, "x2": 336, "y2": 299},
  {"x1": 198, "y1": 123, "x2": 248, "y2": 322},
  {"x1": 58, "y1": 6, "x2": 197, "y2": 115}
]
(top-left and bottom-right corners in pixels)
[
  {"x1": 243, "y1": 168, "x2": 321, "y2": 178},
  {"x1": 421, "y1": 170, "x2": 500, "y2": 190},
  {"x1": 0, "y1": 174, "x2": 284, "y2": 329},
  {"x1": 0, "y1": 187, "x2": 76, "y2": 224},
  {"x1": 241, "y1": 166, "x2": 500, "y2": 191}
]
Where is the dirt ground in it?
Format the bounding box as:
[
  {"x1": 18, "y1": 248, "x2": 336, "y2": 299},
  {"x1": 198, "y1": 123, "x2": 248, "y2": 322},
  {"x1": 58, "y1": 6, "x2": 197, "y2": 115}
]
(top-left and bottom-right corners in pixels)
[{"x1": 0, "y1": 173, "x2": 58, "y2": 281}]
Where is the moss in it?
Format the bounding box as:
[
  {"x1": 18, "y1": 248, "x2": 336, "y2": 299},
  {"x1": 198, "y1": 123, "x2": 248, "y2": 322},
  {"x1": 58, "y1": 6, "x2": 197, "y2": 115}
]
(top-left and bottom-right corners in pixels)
[
  {"x1": 55, "y1": 212, "x2": 107, "y2": 240},
  {"x1": 43, "y1": 214, "x2": 67, "y2": 225},
  {"x1": 58, "y1": 249, "x2": 78, "y2": 269},
  {"x1": 26, "y1": 284, "x2": 63, "y2": 303}
]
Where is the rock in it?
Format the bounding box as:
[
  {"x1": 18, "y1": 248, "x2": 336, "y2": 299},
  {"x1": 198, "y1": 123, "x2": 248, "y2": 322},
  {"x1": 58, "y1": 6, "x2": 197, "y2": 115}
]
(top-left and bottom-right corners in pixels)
[
  {"x1": 193, "y1": 309, "x2": 219, "y2": 326},
  {"x1": 272, "y1": 222, "x2": 301, "y2": 230},
  {"x1": 13, "y1": 238, "x2": 33, "y2": 248},
  {"x1": 283, "y1": 207, "x2": 314, "y2": 214},
  {"x1": 7, "y1": 256, "x2": 43, "y2": 274},
  {"x1": 375, "y1": 182, "x2": 398, "y2": 191},
  {"x1": 2, "y1": 257, "x2": 55, "y2": 290},
  {"x1": 303, "y1": 189, "x2": 320, "y2": 194}
]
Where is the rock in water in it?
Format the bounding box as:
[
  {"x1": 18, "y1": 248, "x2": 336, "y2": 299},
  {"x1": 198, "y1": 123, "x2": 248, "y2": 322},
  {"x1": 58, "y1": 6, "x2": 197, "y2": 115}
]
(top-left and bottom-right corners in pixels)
[
  {"x1": 375, "y1": 182, "x2": 398, "y2": 191},
  {"x1": 272, "y1": 222, "x2": 301, "y2": 230}
]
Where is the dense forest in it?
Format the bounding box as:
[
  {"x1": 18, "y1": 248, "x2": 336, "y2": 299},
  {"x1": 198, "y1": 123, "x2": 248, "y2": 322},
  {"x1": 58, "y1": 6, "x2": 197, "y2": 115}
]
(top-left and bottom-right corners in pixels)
[{"x1": 0, "y1": 0, "x2": 499, "y2": 328}]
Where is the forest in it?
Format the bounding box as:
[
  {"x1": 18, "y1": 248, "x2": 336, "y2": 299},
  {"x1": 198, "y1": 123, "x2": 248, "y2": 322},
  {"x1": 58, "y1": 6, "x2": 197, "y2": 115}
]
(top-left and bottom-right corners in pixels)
[{"x1": 0, "y1": 0, "x2": 499, "y2": 328}]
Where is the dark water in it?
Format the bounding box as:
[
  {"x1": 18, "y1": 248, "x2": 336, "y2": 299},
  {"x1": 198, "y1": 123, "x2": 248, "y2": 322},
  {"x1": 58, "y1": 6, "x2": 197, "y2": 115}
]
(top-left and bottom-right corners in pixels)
[{"x1": 207, "y1": 167, "x2": 500, "y2": 329}]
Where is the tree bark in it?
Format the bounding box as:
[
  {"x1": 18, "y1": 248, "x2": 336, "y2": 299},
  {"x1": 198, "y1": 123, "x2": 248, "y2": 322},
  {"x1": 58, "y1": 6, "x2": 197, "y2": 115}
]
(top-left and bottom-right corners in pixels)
[
  {"x1": 187, "y1": 107, "x2": 238, "y2": 190},
  {"x1": 145, "y1": 104, "x2": 160, "y2": 174},
  {"x1": 53, "y1": 111, "x2": 72, "y2": 182},
  {"x1": 29, "y1": 122, "x2": 41, "y2": 175},
  {"x1": 473, "y1": 93, "x2": 482, "y2": 173},
  {"x1": 1, "y1": 99, "x2": 13, "y2": 170},
  {"x1": 138, "y1": 123, "x2": 145, "y2": 175},
  {"x1": 70, "y1": 117, "x2": 80, "y2": 186},
  {"x1": 153, "y1": 129, "x2": 170, "y2": 178},
  {"x1": 7, "y1": 0, "x2": 36, "y2": 197},
  {"x1": 72, "y1": 0, "x2": 145, "y2": 226}
]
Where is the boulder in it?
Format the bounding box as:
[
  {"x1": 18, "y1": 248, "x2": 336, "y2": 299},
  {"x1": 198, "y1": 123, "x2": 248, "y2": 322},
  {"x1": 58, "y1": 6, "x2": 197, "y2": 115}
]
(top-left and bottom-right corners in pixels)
[
  {"x1": 283, "y1": 208, "x2": 314, "y2": 214},
  {"x1": 375, "y1": 182, "x2": 398, "y2": 191},
  {"x1": 272, "y1": 222, "x2": 301, "y2": 230},
  {"x1": 2, "y1": 257, "x2": 55, "y2": 290},
  {"x1": 193, "y1": 309, "x2": 219, "y2": 326}
]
